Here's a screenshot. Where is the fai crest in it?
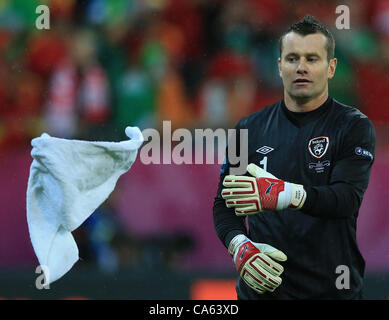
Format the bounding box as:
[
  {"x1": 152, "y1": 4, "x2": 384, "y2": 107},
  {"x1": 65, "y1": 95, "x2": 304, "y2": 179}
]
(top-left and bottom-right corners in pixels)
[{"x1": 308, "y1": 136, "x2": 329, "y2": 159}]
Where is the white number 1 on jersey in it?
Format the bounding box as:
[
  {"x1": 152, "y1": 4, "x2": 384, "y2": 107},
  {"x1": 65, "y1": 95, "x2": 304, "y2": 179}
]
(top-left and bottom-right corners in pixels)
[{"x1": 260, "y1": 156, "x2": 268, "y2": 171}]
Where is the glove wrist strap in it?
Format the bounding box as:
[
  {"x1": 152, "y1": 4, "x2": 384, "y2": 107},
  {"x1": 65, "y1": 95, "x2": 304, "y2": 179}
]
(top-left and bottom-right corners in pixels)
[
  {"x1": 288, "y1": 183, "x2": 307, "y2": 210},
  {"x1": 228, "y1": 234, "x2": 247, "y2": 257},
  {"x1": 278, "y1": 182, "x2": 307, "y2": 210}
]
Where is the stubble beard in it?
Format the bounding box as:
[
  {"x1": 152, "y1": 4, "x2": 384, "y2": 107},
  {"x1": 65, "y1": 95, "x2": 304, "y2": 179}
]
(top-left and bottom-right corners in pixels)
[
  {"x1": 287, "y1": 81, "x2": 327, "y2": 106},
  {"x1": 288, "y1": 88, "x2": 315, "y2": 105}
]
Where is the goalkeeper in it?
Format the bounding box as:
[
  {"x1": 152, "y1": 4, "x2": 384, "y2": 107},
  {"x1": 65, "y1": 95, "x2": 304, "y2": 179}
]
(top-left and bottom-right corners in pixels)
[{"x1": 213, "y1": 15, "x2": 376, "y2": 300}]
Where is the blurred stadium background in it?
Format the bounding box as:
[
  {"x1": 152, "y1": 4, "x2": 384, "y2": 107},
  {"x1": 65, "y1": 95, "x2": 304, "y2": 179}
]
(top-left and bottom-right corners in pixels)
[{"x1": 0, "y1": 0, "x2": 389, "y2": 300}]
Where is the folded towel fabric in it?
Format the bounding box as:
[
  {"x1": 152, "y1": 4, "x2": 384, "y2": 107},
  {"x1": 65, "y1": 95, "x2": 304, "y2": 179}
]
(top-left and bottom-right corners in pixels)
[{"x1": 26, "y1": 126, "x2": 144, "y2": 284}]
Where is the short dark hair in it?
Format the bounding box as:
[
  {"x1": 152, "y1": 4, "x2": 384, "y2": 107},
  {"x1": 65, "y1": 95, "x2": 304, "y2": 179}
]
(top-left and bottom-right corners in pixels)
[{"x1": 279, "y1": 15, "x2": 335, "y2": 61}]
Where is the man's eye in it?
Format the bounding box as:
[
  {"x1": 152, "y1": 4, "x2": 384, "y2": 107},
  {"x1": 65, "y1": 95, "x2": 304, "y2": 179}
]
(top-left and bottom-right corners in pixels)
[
  {"x1": 308, "y1": 58, "x2": 318, "y2": 62},
  {"x1": 288, "y1": 57, "x2": 297, "y2": 62}
]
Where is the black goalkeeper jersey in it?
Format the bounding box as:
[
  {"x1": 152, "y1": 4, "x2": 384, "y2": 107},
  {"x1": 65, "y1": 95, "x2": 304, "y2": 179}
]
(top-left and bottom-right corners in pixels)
[{"x1": 213, "y1": 96, "x2": 376, "y2": 300}]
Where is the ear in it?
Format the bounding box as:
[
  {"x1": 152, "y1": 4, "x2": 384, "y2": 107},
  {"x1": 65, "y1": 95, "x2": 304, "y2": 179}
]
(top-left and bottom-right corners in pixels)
[
  {"x1": 328, "y1": 58, "x2": 337, "y2": 79},
  {"x1": 278, "y1": 57, "x2": 282, "y2": 78}
]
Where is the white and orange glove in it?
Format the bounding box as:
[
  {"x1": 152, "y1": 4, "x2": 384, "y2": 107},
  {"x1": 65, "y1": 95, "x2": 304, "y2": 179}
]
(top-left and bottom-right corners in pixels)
[
  {"x1": 222, "y1": 163, "x2": 306, "y2": 216},
  {"x1": 228, "y1": 234, "x2": 287, "y2": 294}
]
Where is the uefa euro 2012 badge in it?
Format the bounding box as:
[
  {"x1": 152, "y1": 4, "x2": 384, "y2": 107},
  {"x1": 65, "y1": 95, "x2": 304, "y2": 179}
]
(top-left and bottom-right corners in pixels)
[{"x1": 355, "y1": 147, "x2": 374, "y2": 161}]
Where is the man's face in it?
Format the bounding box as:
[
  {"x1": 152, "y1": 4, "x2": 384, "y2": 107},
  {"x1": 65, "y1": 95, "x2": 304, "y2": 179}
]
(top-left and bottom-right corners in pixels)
[{"x1": 278, "y1": 32, "x2": 337, "y2": 102}]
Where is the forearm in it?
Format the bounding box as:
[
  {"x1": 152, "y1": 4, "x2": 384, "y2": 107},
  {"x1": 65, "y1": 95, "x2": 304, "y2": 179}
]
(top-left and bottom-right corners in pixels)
[
  {"x1": 213, "y1": 197, "x2": 247, "y2": 248},
  {"x1": 301, "y1": 183, "x2": 361, "y2": 219}
]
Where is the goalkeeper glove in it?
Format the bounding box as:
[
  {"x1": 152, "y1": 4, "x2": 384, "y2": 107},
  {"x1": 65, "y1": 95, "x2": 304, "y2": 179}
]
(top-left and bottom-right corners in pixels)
[
  {"x1": 222, "y1": 163, "x2": 306, "y2": 216},
  {"x1": 228, "y1": 234, "x2": 287, "y2": 294}
]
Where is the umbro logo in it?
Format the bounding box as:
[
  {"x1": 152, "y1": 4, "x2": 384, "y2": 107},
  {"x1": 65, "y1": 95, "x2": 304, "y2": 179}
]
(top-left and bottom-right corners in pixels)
[{"x1": 256, "y1": 146, "x2": 274, "y2": 155}]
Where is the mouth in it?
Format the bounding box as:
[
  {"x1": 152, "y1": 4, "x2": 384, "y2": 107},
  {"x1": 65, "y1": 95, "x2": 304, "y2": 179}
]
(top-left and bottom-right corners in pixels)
[{"x1": 293, "y1": 79, "x2": 312, "y2": 86}]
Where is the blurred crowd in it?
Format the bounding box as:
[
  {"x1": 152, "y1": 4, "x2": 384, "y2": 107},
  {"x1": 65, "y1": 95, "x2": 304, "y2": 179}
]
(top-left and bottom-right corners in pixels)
[{"x1": 1, "y1": 0, "x2": 389, "y2": 155}]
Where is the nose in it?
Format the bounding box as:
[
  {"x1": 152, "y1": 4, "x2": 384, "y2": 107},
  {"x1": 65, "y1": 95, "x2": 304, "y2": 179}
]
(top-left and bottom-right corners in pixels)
[{"x1": 296, "y1": 58, "x2": 308, "y2": 74}]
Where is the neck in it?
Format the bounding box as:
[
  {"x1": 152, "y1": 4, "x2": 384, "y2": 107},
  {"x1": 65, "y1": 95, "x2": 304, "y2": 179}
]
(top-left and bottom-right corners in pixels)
[{"x1": 284, "y1": 90, "x2": 329, "y2": 113}]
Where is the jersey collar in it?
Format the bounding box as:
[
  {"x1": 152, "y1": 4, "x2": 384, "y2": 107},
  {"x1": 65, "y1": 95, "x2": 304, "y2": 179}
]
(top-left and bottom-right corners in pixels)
[{"x1": 280, "y1": 96, "x2": 332, "y2": 128}]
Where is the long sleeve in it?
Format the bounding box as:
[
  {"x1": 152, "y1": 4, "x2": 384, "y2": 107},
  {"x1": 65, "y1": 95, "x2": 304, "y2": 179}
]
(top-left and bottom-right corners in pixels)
[
  {"x1": 213, "y1": 120, "x2": 248, "y2": 248},
  {"x1": 301, "y1": 117, "x2": 376, "y2": 218}
]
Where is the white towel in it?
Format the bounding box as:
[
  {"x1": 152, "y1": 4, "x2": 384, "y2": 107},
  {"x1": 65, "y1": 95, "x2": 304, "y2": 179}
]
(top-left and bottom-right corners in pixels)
[{"x1": 26, "y1": 126, "x2": 144, "y2": 284}]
